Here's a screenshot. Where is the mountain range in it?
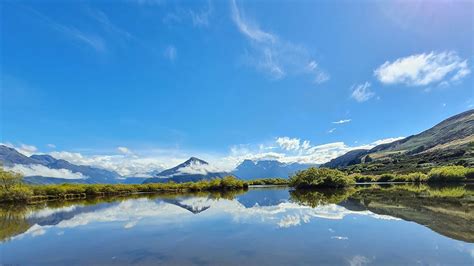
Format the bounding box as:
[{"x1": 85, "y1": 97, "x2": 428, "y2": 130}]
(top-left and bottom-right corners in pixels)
[
  {"x1": 232, "y1": 159, "x2": 315, "y2": 180},
  {"x1": 0, "y1": 145, "x2": 122, "y2": 184},
  {"x1": 322, "y1": 109, "x2": 474, "y2": 173},
  {"x1": 2, "y1": 109, "x2": 472, "y2": 183}
]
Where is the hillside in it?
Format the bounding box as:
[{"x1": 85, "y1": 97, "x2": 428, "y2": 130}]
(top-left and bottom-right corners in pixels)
[{"x1": 322, "y1": 109, "x2": 474, "y2": 173}]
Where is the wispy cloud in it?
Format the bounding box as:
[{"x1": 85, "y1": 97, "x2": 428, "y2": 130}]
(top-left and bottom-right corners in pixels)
[
  {"x1": 1, "y1": 142, "x2": 38, "y2": 156},
  {"x1": 163, "y1": 1, "x2": 213, "y2": 28},
  {"x1": 332, "y1": 119, "x2": 351, "y2": 124},
  {"x1": 328, "y1": 128, "x2": 336, "y2": 134},
  {"x1": 27, "y1": 7, "x2": 106, "y2": 52},
  {"x1": 87, "y1": 8, "x2": 133, "y2": 41},
  {"x1": 230, "y1": 0, "x2": 329, "y2": 83},
  {"x1": 163, "y1": 45, "x2": 177, "y2": 61},
  {"x1": 189, "y1": 1, "x2": 213, "y2": 27},
  {"x1": 276, "y1": 137, "x2": 302, "y2": 151},
  {"x1": 128, "y1": 0, "x2": 165, "y2": 6},
  {"x1": 374, "y1": 51, "x2": 470, "y2": 87},
  {"x1": 351, "y1": 82, "x2": 375, "y2": 102},
  {"x1": 6, "y1": 164, "x2": 87, "y2": 179}
]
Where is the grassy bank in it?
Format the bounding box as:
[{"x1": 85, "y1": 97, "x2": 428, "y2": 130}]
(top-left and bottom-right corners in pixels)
[
  {"x1": 288, "y1": 166, "x2": 474, "y2": 189},
  {"x1": 0, "y1": 169, "x2": 248, "y2": 203}
]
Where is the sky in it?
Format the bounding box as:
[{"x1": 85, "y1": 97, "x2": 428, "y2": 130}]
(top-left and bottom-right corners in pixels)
[{"x1": 1, "y1": 0, "x2": 473, "y2": 176}]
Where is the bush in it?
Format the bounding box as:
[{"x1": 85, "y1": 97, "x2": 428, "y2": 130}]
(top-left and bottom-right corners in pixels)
[
  {"x1": 0, "y1": 185, "x2": 33, "y2": 202},
  {"x1": 376, "y1": 174, "x2": 397, "y2": 182},
  {"x1": 289, "y1": 168, "x2": 354, "y2": 188},
  {"x1": 427, "y1": 166, "x2": 470, "y2": 182},
  {"x1": 466, "y1": 168, "x2": 474, "y2": 179},
  {"x1": 350, "y1": 174, "x2": 376, "y2": 183}
]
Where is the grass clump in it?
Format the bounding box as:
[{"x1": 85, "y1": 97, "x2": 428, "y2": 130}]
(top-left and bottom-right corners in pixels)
[
  {"x1": 427, "y1": 166, "x2": 471, "y2": 182},
  {"x1": 289, "y1": 167, "x2": 355, "y2": 189}
]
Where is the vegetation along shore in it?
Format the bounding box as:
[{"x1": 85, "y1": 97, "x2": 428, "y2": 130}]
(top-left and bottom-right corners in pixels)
[{"x1": 1, "y1": 165, "x2": 473, "y2": 203}]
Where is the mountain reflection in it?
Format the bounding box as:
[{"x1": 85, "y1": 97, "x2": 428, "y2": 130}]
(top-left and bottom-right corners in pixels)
[{"x1": 1, "y1": 184, "x2": 473, "y2": 243}]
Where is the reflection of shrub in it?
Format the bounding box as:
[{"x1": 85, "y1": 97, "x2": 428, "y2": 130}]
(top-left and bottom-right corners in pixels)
[
  {"x1": 427, "y1": 186, "x2": 466, "y2": 198},
  {"x1": 427, "y1": 166, "x2": 470, "y2": 182},
  {"x1": 290, "y1": 188, "x2": 356, "y2": 207},
  {"x1": 289, "y1": 168, "x2": 354, "y2": 188}
]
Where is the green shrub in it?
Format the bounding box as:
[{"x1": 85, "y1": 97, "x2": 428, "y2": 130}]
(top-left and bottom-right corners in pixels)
[
  {"x1": 0, "y1": 185, "x2": 33, "y2": 202},
  {"x1": 289, "y1": 167, "x2": 354, "y2": 188},
  {"x1": 376, "y1": 174, "x2": 397, "y2": 182},
  {"x1": 427, "y1": 166, "x2": 469, "y2": 182},
  {"x1": 350, "y1": 174, "x2": 376, "y2": 183},
  {"x1": 465, "y1": 168, "x2": 474, "y2": 179}
]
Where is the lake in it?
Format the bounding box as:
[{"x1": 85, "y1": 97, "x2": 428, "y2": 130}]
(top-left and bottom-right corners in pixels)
[{"x1": 1, "y1": 184, "x2": 473, "y2": 265}]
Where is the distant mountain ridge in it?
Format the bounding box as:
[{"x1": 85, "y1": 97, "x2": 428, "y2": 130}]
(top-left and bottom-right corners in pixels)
[
  {"x1": 143, "y1": 157, "x2": 230, "y2": 184},
  {"x1": 322, "y1": 109, "x2": 474, "y2": 172},
  {"x1": 0, "y1": 145, "x2": 122, "y2": 184},
  {"x1": 232, "y1": 159, "x2": 315, "y2": 180}
]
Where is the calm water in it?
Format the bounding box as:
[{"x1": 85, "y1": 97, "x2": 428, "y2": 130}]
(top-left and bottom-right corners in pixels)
[{"x1": 1, "y1": 184, "x2": 473, "y2": 265}]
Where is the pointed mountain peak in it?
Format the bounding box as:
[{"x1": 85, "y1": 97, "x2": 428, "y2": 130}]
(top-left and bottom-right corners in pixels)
[{"x1": 184, "y1": 157, "x2": 208, "y2": 165}]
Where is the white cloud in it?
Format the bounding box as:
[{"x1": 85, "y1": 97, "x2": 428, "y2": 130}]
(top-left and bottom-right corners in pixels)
[
  {"x1": 370, "y1": 137, "x2": 404, "y2": 146},
  {"x1": 49, "y1": 151, "x2": 166, "y2": 177},
  {"x1": 20, "y1": 143, "x2": 38, "y2": 155},
  {"x1": 331, "y1": 236, "x2": 348, "y2": 240},
  {"x1": 351, "y1": 82, "x2": 375, "y2": 102},
  {"x1": 164, "y1": 45, "x2": 177, "y2": 61},
  {"x1": 230, "y1": 0, "x2": 329, "y2": 82},
  {"x1": 27, "y1": 7, "x2": 106, "y2": 52},
  {"x1": 176, "y1": 161, "x2": 223, "y2": 176},
  {"x1": 332, "y1": 119, "x2": 351, "y2": 124},
  {"x1": 224, "y1": 136, "x2": 406, "y2": 167},
  {"x1": 276, "y1": 137, "x2": 300, "y2": 151},
  {"x1": 117, "y1": 146, "x2": 133, "y2": 155},
  {"x1": 348, "y1": 255, "x2": 372, "y2": 266},
  {"x1": 328, "y1": 128, "x2": 336, "y2": 134},
  {"x1": 1, "y1": 142, "x2": 38, "y2": 156},
  {"x1": 47, "y1": 143, "x2": 56, "y2": 149},
  {"x1": 374, "y1": 51, "x2": 470, "y2": 87},
  {"x1": 6, "y1": 164, "x2": 87, "y2": 179}
]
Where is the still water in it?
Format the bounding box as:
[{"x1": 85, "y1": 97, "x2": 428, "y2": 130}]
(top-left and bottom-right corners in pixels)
[{"x1": 1, "y1": 184, "x2": 473, "y2": 265}]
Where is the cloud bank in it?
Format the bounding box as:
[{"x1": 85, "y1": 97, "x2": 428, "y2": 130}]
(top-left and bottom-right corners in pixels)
[{"x1": 374, "y1": 51, "x2": 470, "y2": 87}]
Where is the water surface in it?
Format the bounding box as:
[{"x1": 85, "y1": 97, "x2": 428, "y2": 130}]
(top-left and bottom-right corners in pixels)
[{"x1": 1, "y1": 184, "x2": 473, "y2": 265}]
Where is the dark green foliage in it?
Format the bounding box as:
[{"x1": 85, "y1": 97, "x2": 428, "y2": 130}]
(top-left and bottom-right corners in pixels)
[
  {"x1": 247, "y1": 178, "x2": 289, "y2": 186},
  {"x1": 0, "y1": 172, "x2": 248, "y2": 203},
  {"x1": 289, "y1": 167, "x2": 355, "y2": 188}
]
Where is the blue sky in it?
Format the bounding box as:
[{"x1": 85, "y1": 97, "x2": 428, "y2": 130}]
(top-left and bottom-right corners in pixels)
[{"x1": 1, "y1": 0, "x2": 473, "y2": 175}]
